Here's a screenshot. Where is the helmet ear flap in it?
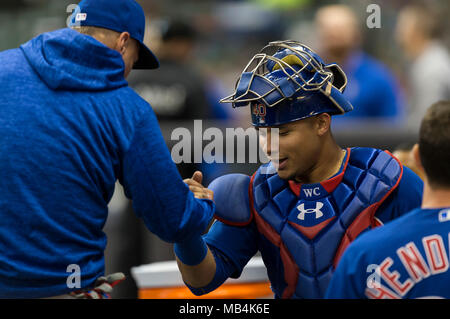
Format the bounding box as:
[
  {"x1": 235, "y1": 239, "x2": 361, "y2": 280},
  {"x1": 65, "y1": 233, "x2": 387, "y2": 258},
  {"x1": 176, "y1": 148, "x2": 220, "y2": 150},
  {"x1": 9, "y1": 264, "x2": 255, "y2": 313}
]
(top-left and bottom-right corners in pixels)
[
  {"x1": 220, "y1": 40, "x2": 354, "y2": 126},
  {"x1": 325, "y1": 64, "x2": 347, "y2": 93}
]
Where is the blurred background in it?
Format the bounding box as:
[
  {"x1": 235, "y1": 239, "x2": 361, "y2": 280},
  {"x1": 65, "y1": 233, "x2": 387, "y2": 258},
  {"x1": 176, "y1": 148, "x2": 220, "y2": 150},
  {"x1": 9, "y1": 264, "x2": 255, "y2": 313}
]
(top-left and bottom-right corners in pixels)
[{"x1": 1, "y1": 0, "x2": 449, "y2": 298}]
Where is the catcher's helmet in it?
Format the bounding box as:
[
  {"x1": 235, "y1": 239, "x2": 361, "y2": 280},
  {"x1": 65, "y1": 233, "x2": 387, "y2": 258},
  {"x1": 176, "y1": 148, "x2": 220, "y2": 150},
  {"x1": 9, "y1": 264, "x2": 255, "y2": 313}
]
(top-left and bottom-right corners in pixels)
[{"x1": 220, "y1": 40, "x2": 353, "y2": 126}]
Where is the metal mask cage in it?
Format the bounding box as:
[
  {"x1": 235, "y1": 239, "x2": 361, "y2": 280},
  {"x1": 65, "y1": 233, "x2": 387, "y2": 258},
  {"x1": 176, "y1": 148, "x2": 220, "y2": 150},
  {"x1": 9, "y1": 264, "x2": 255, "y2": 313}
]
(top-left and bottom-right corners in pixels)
[{"x1": 220, "y1": 40, "x2": 340, "y2": 108}]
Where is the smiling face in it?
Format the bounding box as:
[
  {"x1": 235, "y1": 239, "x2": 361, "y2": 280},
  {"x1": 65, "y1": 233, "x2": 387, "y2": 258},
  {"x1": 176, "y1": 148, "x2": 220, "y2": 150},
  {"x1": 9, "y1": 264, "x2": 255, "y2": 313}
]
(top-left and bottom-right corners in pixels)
[{"x1": 259, "y1": 115, "x2": 328, "y2": 181}]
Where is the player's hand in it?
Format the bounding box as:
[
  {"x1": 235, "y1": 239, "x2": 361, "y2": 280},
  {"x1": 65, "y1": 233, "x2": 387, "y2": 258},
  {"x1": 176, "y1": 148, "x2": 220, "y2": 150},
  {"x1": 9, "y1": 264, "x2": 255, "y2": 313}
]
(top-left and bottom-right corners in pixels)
[
  {"x1": 184, "y1": 171, "x2": 214, "y2": 201},
  {"x1": 70, "y1": 272, "x2": 126, "y2": 299}
]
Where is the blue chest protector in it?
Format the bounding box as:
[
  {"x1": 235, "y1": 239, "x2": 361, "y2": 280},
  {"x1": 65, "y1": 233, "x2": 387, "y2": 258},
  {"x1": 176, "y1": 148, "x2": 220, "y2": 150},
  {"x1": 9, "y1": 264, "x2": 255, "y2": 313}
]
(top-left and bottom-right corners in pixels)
[{"x1": 213, "y1": 147, "x2": 403, "y2": 298}]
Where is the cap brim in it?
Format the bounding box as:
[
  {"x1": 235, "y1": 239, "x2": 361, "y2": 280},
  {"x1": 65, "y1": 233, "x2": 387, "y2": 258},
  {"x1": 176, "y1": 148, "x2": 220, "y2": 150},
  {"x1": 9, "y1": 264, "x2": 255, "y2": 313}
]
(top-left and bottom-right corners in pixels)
[{"x1": 133, "y1": 41, "x2": 159, "y2": 69}]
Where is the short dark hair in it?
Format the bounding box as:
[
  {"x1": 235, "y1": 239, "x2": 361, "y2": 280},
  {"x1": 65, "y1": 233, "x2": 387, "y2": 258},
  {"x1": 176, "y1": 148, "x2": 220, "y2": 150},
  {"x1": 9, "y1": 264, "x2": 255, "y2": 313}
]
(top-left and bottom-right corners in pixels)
[
  {"x1": 161, "y1": 20, "x2": 196, "y2": 42},
  {"x1": 419, "y1": 100, "x2": 450, "y2": 188}
]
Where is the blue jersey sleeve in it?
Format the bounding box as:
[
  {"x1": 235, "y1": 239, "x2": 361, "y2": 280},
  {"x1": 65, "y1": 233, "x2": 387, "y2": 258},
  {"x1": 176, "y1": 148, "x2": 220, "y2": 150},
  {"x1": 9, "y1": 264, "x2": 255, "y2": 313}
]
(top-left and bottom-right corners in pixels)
[
  {"x1": 375, "y1": 166, "x2": 423, "y2": 224},
  {"x1": 183, "y1": 173, "x2": 258, "y2": 296},
  {"x1": 205, "y1": 220, "x2": 259, "y2": 278},
  {"x1": 325, "y1": 241, "x2": 368, "y2": 298},
  {"x1": 187, "y1": 220, "x2": 259, "y2": 295},
  {"x1": 207, "y1": 173, "x2": 257, "y2": 278},
  {"x1": 119, "y1": 105, "x2": 214, "y2": 243},
  {"x1": 208, "y1": 174, "x2": 252, "y2": 225}
]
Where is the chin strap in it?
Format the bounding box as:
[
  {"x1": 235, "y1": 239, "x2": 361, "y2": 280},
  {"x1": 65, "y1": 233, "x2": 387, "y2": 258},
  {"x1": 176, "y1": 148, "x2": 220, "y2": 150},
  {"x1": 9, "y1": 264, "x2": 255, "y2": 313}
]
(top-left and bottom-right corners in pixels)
[{"x1": 70, "y1": 272, "x2": 126, "y2": 299}]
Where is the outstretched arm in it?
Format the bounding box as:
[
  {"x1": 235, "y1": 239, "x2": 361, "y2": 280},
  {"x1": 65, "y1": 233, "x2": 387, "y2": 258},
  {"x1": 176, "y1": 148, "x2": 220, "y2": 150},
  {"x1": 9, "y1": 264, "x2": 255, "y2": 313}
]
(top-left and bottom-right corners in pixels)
[
  {"x1": 174, "y1": 172, "x2": 258, "y2": 295},
  {"x1": 175, "y1": 244, "x2": 217, "y2": 288},
  {"x1": 175, "y1": 171, "x2": 216, "y2": 288},
  {"x1": 119, "y1": 109, "x2": 215, "y2": 243}
]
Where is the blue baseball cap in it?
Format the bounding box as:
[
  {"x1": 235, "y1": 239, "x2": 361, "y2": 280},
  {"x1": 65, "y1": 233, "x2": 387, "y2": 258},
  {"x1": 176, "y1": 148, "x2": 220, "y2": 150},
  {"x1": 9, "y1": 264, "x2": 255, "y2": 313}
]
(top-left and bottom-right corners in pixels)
[{"x1": 69, "y1": 0, "x2": 159, "y2": 69}]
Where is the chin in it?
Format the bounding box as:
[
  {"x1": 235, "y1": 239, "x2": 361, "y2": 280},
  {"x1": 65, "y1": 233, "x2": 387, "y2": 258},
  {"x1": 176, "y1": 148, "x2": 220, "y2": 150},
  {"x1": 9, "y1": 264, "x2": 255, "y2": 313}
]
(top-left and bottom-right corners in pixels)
[{"x1": 276, "y1": 169, "x2": 294, "y2": 181}]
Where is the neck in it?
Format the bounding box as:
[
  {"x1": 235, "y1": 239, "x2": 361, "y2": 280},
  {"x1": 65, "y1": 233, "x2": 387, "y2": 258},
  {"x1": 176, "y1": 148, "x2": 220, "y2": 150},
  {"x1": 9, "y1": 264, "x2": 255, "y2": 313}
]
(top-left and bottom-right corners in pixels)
[
  {"x1": 421, "y1": 181, "x2": 450, "y2": 209},
  {"x1": 294, "y1": 141, "x2": 344, "y2": 184}
]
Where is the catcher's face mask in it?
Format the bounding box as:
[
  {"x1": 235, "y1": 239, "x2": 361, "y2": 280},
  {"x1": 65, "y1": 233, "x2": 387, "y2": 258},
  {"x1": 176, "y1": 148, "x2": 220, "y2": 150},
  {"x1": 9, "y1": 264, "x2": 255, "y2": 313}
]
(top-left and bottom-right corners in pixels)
[{"x1": 220, "y1": 40, "x2": 353, "y2": 127}]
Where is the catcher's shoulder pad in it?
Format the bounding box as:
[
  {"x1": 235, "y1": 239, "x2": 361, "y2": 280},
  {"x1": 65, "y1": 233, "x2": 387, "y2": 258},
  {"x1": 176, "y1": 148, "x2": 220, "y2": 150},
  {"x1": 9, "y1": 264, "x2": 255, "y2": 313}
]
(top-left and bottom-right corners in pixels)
[{"x1": 208, "y1": 174, "x2": 252, "y2": 226}]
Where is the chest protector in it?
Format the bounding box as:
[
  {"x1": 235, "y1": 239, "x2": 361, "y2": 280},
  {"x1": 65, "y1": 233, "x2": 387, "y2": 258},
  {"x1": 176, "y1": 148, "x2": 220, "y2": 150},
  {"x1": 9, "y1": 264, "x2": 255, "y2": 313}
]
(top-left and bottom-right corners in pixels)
[{"x1": 249, "y1": 147, "x2": 403, "y2": 298}]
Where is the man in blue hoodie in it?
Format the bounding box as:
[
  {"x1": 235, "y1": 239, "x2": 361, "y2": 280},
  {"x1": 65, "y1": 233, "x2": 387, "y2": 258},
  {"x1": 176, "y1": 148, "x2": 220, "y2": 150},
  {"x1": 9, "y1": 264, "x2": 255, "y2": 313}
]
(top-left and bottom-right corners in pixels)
[{"x1": 0, "y1": 0, "x2": 214, "y2": 298}]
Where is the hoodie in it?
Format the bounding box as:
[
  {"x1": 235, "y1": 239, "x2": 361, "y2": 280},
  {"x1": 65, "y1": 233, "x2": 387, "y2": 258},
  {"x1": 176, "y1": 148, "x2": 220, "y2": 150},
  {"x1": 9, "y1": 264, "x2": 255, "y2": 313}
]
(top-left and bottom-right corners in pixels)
[{"x1": 0, "y1": 28, "x2": 214, "y2": 298}]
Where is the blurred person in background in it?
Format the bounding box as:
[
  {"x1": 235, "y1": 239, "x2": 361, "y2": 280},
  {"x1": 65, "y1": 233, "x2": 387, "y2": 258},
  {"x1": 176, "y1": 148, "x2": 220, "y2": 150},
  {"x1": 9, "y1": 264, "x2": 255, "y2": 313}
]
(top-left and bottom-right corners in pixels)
[
  {"x1": 129, "y1": 18, "x2": 228, "y2": 122},
  {"x1": 128, "y1": 18, "x2": 231, "y2": 184},
  {"x1": 395, "y1": 4, "x2": 450, "y2": 130},
  {"x1": 314, "y1": 4, "x2": 405, "y2": 124}
]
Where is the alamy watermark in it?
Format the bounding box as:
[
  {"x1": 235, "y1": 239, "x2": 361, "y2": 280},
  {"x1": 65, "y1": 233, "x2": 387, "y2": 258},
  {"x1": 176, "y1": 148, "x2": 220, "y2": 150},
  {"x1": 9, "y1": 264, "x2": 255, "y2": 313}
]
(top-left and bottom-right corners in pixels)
[
  {"x1": 170, "y1": 120, "x2": 279, "y2": 174},
  {"x1": 66, "y1": 264, "x2": 81, "y2": 289},
  {"x1": 366, "y1": 263, "x2": 381, "y2": 289},
  {"x1": 366, "y1": 4, "x2": 381, "y2": 29},
  {"x1": 66, "y1": 4, "x2": 82, "y2": 28}
]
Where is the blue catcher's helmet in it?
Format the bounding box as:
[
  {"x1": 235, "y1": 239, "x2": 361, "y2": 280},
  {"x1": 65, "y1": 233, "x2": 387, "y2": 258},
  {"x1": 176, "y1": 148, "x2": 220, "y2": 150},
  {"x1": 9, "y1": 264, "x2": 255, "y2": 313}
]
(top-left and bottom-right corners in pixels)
[{"x1": 220, "y1": 40, "x2": 353, "y2": 127}]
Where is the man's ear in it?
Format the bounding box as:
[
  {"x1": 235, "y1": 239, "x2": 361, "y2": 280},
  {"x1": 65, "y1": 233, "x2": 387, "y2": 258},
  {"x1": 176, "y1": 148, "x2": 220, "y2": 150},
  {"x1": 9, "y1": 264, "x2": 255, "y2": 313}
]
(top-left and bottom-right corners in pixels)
[
  {"x1": 115, "y1": 32, "x2": 131, "y2": 55},
  {"x1": 412, "y1": 143, "x2": 424, "y2": 173},
  {"x1": 315, "y1": 113, "x2": 331, "y2": 136}
]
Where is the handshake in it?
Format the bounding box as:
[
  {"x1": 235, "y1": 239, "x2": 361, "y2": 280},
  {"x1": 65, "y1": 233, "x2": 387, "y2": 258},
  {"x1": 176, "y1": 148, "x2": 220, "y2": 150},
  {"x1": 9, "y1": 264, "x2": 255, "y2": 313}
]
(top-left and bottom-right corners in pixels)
[{"x1": 184, "y1": 171, "x2": 214, "y2": 201}]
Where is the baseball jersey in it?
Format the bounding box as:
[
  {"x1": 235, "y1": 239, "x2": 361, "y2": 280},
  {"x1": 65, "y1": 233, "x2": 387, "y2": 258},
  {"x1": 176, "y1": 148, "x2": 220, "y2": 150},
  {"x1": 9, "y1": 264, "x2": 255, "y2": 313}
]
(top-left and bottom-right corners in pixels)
[
  {"x1": 189, "y1": 149, "x2": 424, "y2": 298},
  {"x1": 325, "y1": 207, "x2": 450, "y2": 299}
]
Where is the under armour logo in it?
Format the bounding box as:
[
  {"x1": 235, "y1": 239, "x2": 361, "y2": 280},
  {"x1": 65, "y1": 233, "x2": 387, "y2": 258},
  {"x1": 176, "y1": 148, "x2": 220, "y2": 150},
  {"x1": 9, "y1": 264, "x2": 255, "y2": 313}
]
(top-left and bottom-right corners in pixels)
[{"x1": 297, "y1": 202, "x2": 324, "y2": 220}]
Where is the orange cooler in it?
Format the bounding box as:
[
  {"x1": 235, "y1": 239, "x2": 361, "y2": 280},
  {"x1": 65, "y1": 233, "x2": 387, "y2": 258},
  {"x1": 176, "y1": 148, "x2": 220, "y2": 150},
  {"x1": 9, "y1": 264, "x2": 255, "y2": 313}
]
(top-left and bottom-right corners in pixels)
[{"x1": 131, "y1": 256, "x2": 273, "y2": 299}]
